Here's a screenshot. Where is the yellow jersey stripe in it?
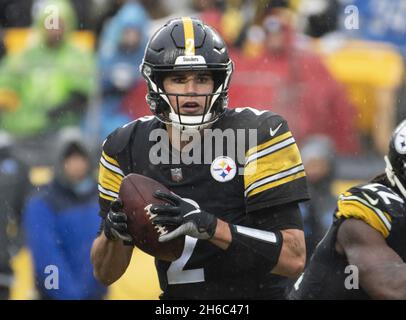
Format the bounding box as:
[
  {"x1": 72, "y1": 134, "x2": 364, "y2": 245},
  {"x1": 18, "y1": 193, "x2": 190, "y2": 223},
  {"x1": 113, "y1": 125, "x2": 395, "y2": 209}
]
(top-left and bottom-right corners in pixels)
[
  {"x1": 246, "y1": 137, "x2": 296, "y2": 166},
  {"x1": 99, "y1": 162, "x2": 123, "y2": 185},
  {"x1": 338, "y1": 193, "x2": 392, "y2": 231},
  {"x1": 98, "y1": 165, "x2": 122, "y2": 194},
  {"x1": 99, "y1": 179, "x2": 120, "y2": 194},
  {"x1": 182, "y1": 17, "x2": 195, "y2": 55},
  {"x1": 100, "y1": 154, "x2": 124, "y2": 177},
  {"x1": 98, "y1": 184, "x2": 118, "y2": 199},
  {"x1": 99, "y1": 192, "x2": 115, "y2": 201},
  {"x1": 102, "y1": 151, "x2": 121, "y2": 168},
  {"x1": 247, "y1": 171, "x2": 306, "y2": 198},
  {"x1": 336, "y1": 198, "x2": 391, "y2": 238},
  {"x1": 245, "y1": 142, "x2": 303, "y2": 188},
  {"x1": 245, "y1": 164, "x2": 305, "y2": 197},
  {"x1": 246, "y1": 131, "x2": 292, "y2": 158}
]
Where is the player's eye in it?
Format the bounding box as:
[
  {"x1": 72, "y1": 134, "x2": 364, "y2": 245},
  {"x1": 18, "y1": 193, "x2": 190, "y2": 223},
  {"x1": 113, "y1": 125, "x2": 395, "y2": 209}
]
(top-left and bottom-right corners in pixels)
[
  {"x1": 196, "y1": 75, "x2": 212, "y2": 84},
  {"x1": 171, "y1": 76, "x2": 187, "y2": 84}
]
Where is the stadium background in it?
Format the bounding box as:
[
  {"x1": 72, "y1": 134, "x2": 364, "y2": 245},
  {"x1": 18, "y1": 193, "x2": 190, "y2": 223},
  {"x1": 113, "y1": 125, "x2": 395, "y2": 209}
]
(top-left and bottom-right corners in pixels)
[{"x1": 0, "y1": 0, "x2": 405, "y2": 299}]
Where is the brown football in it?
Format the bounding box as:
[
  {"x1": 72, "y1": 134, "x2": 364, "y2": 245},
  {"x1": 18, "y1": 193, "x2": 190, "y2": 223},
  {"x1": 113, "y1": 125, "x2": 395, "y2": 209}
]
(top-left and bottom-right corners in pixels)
[{"x1": 118, "y1": 173, "x2": 184, "y2": 262}]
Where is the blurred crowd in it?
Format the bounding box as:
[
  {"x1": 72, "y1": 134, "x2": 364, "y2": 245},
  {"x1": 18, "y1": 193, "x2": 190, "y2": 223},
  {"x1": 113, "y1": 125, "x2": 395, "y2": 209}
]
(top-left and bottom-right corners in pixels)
[{"x1": 0, "y1": 0, "x2": 405, "y2": 299}]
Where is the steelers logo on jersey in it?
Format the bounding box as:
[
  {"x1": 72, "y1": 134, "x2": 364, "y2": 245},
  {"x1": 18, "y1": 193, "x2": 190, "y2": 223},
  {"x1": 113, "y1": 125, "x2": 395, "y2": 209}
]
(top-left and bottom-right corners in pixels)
[{"x1": 210, "y1": 156, "x2": 237, "y2": 182}]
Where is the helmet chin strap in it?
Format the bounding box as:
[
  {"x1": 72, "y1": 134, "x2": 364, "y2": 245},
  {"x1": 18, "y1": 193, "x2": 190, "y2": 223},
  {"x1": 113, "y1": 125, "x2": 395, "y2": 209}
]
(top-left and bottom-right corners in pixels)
[
  {"x1": 385, "y1": 155, "x2": 406, "y2": 198},
  {"x1": 169, "y1": 112, "x2": 213, "y2": 131}
]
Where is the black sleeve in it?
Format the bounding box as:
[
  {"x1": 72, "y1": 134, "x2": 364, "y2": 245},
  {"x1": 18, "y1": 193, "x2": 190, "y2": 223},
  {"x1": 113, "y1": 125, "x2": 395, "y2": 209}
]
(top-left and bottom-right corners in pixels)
[
  {"x1": 244, "y1": 114, "x2": 309, "y2": 212},
  {"x1": 247, "y1": 201, "x2": 304, "y2": 231}
]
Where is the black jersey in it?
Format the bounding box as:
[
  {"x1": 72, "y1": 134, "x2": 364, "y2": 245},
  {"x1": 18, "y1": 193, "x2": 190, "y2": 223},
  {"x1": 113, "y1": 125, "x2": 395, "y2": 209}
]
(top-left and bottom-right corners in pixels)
[
  {"x1": 289, "y1": 179, "x2": 406, "y2": 300},
  {"x1": 98, "y1": 108, "x2": 309, "y2": 299}
]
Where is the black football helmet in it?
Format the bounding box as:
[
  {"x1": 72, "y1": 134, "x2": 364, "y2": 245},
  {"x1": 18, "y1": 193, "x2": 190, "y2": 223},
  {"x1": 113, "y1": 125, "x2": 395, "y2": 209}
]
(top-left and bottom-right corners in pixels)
[
  {"x1": 140, "y1": 17, "x2": 233, "y2": 131},
  {"x1": 385, "y1": 119, "x2": 406, "y2": 198}
]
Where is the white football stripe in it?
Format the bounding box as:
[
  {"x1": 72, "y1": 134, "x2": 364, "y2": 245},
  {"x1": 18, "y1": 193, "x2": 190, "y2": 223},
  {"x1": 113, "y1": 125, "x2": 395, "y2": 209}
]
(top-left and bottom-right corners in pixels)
[
  {"x1": 246, "y1": 137, "x2": 295, "y2": 165},
  {"x1": 100, "y1": 156, "x2": 124, "y2": 177},
  {"x1": 98, "y1": 184, "x2": 118, "y2": 198},
  {"x1": 236, "y1": 225, "x2": 277, "y2": 243},
  {"x1": 244, "y1": 164, "x2": 305, "y2": 197},
  {"x1": 339, "y1": 195, "x2": 391, "y2": 231}
]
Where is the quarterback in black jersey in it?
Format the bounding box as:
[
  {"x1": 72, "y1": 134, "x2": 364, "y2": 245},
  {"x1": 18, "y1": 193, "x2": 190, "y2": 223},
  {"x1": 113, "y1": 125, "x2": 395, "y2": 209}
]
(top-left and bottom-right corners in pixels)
[
  {"x1": 91, "y1": 17, "x2": 309, "y2": 299},
  {"x1": 290, "y1": 120, "x2": 406, "y2": 300}
]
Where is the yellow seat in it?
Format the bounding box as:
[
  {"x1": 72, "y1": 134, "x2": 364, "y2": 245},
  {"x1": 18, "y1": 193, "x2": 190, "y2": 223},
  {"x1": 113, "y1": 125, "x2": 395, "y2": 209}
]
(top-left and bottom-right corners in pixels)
[{"x1": 321, "y1": 40, "x2": 404, "y2": 136}]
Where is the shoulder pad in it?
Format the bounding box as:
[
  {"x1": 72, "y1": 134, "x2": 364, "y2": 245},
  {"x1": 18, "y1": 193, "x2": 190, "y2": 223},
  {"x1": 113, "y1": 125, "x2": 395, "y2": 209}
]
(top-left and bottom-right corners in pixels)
[
  {"x1": 346, "y1": 183, "x2": 406, "y2": 218},
  {"x1": 102, "y1": 121, "x2": 138, "y2": 157},
  {"x1": 230, "y1": 108, "x2": 288, "y2": 140}
]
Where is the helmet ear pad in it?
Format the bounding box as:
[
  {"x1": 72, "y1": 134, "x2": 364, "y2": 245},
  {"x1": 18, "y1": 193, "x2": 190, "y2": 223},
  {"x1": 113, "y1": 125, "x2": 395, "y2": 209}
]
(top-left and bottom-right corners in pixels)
[{"x1": 146, "y1": 91, "x2": 170, "y2": 116}]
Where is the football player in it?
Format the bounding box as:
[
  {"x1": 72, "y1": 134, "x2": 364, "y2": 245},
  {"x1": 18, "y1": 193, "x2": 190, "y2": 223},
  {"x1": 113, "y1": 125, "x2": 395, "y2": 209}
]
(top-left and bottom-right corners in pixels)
[
  {"x1": 91, "y1": 17, "x2": 309, "y2": 299},
  {"x1": 289, "y1": 120, "x2": 406, "y2": 299}
]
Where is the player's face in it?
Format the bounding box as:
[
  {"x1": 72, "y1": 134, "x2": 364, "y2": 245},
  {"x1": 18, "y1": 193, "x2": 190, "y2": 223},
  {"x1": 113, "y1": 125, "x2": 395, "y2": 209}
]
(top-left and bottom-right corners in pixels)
[{"x1": 163, "y1": 71, "x2": 214, "y2": 115}]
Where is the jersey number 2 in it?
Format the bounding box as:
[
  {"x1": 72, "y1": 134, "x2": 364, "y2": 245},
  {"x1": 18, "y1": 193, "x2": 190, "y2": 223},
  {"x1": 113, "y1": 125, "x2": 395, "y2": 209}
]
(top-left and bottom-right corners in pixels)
[{"x1": 167, "y1": 236, "x2": 205, "y2": 284}]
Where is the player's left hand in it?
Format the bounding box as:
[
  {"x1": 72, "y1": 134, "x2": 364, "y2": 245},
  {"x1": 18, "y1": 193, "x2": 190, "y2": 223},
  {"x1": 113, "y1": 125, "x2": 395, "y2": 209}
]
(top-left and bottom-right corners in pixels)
[{"x1": 149, "y1": 190, "x2": 217, "y2": 242}]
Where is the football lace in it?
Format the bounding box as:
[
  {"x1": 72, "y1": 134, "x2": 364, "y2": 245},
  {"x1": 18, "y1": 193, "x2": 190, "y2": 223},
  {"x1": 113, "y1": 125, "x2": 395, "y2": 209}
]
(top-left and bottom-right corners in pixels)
[{"x1": 144, "y1": 204, "x2": 168, "y2": 236}]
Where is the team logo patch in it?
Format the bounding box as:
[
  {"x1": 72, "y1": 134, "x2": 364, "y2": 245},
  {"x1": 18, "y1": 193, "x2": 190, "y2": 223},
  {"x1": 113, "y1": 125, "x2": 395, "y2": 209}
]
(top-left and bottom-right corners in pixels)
[
  {"x1": 394, "y1": 127, "x2": 406, "y2": 154},
  {"x1": 210, "y1": 156, "x2": 237, "y2": 182}
]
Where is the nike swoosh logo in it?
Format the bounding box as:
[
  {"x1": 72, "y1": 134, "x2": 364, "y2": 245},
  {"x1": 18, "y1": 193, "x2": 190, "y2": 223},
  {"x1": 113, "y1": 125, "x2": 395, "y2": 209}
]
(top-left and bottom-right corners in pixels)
[
  {"x1": 270, "y1": 123, "x2": 283, "y2": 137},
  {"x1": 362, "y1": 192, "x2": 379, "y2": 206}
]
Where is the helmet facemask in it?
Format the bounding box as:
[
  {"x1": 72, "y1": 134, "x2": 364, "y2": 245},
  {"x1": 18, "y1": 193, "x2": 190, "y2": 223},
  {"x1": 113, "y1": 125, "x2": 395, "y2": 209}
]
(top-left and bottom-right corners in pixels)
[{"x1": 142, "y1": 61, "x2": 233, "y2": 131}]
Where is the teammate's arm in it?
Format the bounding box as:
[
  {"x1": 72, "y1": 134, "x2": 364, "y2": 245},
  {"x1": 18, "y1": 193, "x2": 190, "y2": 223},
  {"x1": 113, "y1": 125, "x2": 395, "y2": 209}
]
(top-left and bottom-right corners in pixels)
[{"x1": 337, "y1": 218, "x2": 406, "y2": 299}]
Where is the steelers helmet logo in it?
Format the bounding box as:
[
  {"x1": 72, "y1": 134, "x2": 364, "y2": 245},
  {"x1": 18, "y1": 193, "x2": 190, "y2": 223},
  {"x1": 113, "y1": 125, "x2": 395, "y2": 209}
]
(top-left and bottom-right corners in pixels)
[
  {"x1": 394, "y1": 126, "x2": 406, "y2": 154},
  {"x1": 210, "y1": 156, "x2": 237, "y2": 182}
]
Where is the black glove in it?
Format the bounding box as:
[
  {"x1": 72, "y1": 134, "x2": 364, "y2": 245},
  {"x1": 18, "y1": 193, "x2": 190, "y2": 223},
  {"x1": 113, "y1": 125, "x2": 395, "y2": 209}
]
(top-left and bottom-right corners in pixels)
[
  {"x1": 104, "y1": 199, "x2": 133, "y2": 242},
  {"x1": 149, "y1": 191, "x2": 217, "y2": 242}
]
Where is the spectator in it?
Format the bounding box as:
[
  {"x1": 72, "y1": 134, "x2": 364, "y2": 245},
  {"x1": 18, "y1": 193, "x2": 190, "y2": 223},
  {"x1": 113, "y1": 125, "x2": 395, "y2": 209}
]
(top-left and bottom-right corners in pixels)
[
  {"x1": 299, "y1": 135, "x2": 338, "y2": 258},
  {"x1": 23, "y1": 128, "x2": 107, "y2": 300},
  {"x1": 230, "y1": 4, "x2": 360, "y2": 155},
  {"x1": 0, "y1": 131, "x2": 31, "y2": 299},
  {"x1": 97, "y1": 1, "x2": 150, "y2": 138},
  {"x1": 0, "y1": 0, "x2": 95, "y2": 138}
]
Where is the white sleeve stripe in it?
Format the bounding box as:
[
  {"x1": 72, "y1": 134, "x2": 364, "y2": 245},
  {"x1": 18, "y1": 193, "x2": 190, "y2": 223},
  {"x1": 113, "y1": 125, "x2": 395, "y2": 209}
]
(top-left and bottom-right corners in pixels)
[
  {"x1": 244, "y1": 164, "x2": 305, "y2": 197},
  {"x1": 100, "y1": 156, "x2": 124, "y2": 177},
  {"x1": 235, "y1": 225, "x2": 277, "y2": 243},
  {"x1": 98, "y1": 184, "x2": 119, "y2": 198},
  {"x1": 339, "y1": 195, "x2": 391, "y2": 231},
  {"x1": 246, "y1": 137, "x2": 296, "y2": 165}
]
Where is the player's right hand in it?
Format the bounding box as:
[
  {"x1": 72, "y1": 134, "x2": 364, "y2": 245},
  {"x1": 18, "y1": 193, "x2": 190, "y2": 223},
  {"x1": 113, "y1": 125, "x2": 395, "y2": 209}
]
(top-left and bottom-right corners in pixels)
[{"x1": 103, "y1": 199, "x2": 133, "y2": 242}]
